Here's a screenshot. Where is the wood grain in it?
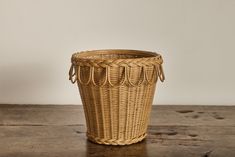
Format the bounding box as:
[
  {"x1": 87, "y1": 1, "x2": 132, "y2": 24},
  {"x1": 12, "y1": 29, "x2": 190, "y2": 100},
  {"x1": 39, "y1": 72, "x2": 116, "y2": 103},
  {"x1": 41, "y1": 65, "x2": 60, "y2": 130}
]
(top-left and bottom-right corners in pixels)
[{"x1": 0, "y1": 105, "x2": 234, "y2": 157}]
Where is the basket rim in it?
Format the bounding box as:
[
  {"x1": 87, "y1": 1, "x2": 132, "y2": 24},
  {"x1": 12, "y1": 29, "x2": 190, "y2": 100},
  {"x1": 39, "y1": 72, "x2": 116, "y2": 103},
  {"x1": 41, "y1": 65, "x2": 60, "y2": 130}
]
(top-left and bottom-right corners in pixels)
[
  {"x1": 72, "y1": 49, "x2": 162, "y2": 61},
  {"x1": 69, "y1": 49, "x2": 165, "y2": 84}
]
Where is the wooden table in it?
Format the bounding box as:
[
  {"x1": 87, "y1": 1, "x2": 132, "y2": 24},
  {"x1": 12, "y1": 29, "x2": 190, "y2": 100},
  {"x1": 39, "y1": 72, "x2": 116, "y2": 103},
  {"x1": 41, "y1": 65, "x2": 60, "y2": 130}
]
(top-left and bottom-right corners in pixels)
[{"x1": 0, "y1": 105, "x2": 234, "y2": 157}]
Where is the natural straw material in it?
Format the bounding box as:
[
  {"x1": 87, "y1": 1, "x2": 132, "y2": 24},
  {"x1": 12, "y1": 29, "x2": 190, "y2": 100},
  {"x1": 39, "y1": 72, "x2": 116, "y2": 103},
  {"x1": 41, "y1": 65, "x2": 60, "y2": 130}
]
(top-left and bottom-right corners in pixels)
[{"x1": 69, "y1": 49, "x2": 164, "y2": 145}]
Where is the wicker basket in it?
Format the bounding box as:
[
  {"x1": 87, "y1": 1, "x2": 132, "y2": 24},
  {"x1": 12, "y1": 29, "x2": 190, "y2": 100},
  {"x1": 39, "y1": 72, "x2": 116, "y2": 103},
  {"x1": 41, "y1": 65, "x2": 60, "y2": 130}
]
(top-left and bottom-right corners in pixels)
[{"x1": 69, "y1": 49, "x2": 164, "y2": 145}]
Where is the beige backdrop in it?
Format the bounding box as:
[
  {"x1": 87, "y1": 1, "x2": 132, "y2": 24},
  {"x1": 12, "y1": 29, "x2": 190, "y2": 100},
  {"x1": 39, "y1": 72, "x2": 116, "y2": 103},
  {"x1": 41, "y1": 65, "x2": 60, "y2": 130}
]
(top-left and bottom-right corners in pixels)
[{"x1": 0, "y1": 0, "x2": 234, "y2": 105}]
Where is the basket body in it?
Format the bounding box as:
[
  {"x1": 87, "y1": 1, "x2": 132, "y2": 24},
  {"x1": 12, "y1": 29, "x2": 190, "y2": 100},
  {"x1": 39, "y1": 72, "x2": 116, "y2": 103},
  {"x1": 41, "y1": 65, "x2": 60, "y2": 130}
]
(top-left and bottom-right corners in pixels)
[{"x1": 69, "y1": 49, "x2": 164, "y2": 145}]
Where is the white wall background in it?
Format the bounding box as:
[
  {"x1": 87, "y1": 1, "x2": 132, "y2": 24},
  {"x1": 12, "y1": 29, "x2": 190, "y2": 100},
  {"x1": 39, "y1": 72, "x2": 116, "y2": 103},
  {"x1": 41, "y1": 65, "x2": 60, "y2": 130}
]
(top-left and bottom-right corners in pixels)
[{"x1": 0, "y1": 0, "x2": 235, "y2": 105}]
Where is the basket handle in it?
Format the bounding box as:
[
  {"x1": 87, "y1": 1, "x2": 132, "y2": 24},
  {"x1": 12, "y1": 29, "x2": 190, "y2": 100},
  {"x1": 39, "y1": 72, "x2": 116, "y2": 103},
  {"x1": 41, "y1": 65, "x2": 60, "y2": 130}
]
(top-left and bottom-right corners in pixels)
[
  {"x1": 69, "y1": 64, "x2": 77, "y2": 84},
  {"x1": 158, "y1": 64, "x2": 165, "y2": 82}
]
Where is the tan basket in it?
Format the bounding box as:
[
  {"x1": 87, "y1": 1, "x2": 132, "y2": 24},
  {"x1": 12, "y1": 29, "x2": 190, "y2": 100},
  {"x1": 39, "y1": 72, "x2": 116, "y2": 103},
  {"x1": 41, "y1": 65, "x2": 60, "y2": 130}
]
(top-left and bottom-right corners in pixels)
[{"x1": 69, "y1": 49, "x2": 164, "y2": 145}]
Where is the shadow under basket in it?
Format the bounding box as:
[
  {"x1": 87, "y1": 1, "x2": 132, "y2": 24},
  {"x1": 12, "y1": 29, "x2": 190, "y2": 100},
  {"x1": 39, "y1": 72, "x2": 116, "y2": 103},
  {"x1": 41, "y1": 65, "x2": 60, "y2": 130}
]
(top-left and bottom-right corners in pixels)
[{"x1": 69, "y1": 49, "x2": 165, "y2": 145}]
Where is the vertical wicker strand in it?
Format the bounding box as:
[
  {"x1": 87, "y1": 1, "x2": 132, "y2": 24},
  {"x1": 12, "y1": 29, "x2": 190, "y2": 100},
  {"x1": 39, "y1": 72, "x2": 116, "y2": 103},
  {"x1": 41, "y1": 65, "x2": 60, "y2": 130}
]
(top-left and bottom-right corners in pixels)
[
  {"x1": 141, "y1": 84, "x2": 151, "y2": 134},
  {"x1": 91, "y1": 85, "x2": 100, "y2": 138},
  {"x1": 107, "y1": 67, "x2": 113, "y2": 140},
  {"x1": 124, "y1": 67, "x2": 130, "y2": 140},
  {"x1": 141, "y1": 67, "x2": 155, "y2": 134},
  {"x1": 78, "y1": 66, "x2": 95, "y2": 136},
  {"x1": 117, "y1": 85, "x2": 121, "y2": 140},
  {"x1": 143, "y1": 67, "x2": 157, "y2": 133},
  {"x1": 147, "y1": 84, "x2": 156, "y2": 126},
  {"x1": 125, "y1": 87, "x2": 130, "y2": 140},
  {"x1": 78, "y1": 84, "x2": 90, "y2": 133},
  {"x1": 139, "y1": 68, "x2": 151, "y2": 135},
  {"x1": 132, "y1": 66, "x2": 144, "y2": 138},
  {"x1": 145, "y1": 67, "x2": 158, "y2": 131},
  {"x1": 137, "y1": 85, "x2": 144, "y2": 136},
  {"x1": 130, "y1": 68, "x2": 141, "y2": 138},
  {"x1": 76, "y1": 66, "x2": 91, "y2": 133},
  {"x1": 109, "y1": 85, "x2": 113, "y2": 140},
  {"x1": 117, "y1": 66, "x2": 123, "y2": 140},
  {"x1": 86, "y1": 67, "x2": 98, "y2": 136},
  {"x1": 99, "y1": 87, "x2": 106, "y2": 139},
  {"x1": 133, "y1": 85, "x2": 141, "y2": 138},
  {"x1": 127, "y1": 67, "x2": 134, "y2": 139},
  {"x1": 84, "y1": 87, "x2": 95, "y2": 136},
  {"x1": 135, "y1": 67, "x2": 146, "y2": 136},
  {"x1": 131, "y1": 85, "x2": 138, "y2": 138},
  {"x1": 135, "y1": 67, "x2": 146, "y2": 137}
]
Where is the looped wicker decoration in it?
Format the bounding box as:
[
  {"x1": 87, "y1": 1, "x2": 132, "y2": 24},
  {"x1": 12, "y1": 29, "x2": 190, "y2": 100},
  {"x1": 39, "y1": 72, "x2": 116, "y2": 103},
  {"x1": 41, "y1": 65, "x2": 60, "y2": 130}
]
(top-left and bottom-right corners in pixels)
[
  {"x1": 69, "y1": 64, "x2": 164, "y2": 87},
  {"x1": 69, "y1": 50, "x2": 165, "y2": 86},
  {"x1": 69, "y1": 49, "x2": 165, "y2": 145}
]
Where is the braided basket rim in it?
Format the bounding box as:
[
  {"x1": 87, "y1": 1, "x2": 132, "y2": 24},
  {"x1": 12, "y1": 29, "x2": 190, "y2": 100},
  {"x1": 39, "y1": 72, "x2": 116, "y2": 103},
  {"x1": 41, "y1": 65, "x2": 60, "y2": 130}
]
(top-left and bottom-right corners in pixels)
[
  {"x1": 71, "y1": 49, "x2": 163, "y2": 65},
  {"x1": 86, "y1": 132, "x2": 147, "y2": 145},
  {"x1": 69, "y1": 49, "x2": 165, "y2": 84}
]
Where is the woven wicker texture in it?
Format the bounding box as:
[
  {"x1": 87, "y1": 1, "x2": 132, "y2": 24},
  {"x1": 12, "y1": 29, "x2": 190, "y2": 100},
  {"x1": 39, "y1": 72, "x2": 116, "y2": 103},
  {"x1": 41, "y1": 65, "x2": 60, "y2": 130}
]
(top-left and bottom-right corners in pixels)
[{"x1": 69, "y1": 49, "x2": 164, "y2": 145}]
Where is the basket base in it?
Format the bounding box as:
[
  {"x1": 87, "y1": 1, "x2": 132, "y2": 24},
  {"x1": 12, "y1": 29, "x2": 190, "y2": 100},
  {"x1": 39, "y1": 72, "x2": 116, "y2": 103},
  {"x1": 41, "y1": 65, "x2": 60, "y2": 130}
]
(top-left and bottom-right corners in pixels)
[{"x1": 86, "y1": 132, "x2": 147, "y2": 145}]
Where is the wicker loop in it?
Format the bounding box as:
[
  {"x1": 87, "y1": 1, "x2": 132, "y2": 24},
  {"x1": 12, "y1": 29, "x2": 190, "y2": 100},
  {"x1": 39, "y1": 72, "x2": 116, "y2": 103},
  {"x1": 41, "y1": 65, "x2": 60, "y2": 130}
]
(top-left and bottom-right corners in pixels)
[
  {"x1": 126, "y1": 66, "x2": 146, "y2": 87},
  {"x1": 70, "y1": 64, "x2": 164, "y2": 87},
  {"x1": 72, "y1": 65, "x2": 164, "y2": 87},
  {"x1": 91, "y1": 67, "x2": 108, "y2": 87},
  {"x1": 107, "y1": 66, "x2": 127, "y2": 87},
  {"x1": 158, "y1": 64, "x2": 165, "y2": 82},
  {"x1": 69, "y1": 64, "x2": 77, "y2": 84},
  {"x1": 145, "y1": 66, "x2": 157, "y2": 84},
  {"x1": 77, "y1": 66, "x2": 92, "y2": 85}
]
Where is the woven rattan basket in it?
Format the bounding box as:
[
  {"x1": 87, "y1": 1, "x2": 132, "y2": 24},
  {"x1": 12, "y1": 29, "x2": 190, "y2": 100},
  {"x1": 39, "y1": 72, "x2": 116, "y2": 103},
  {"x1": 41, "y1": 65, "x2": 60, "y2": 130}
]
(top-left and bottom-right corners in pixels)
[{"x1": 69, "y1": 49, "x2": 164, "y2": 145}]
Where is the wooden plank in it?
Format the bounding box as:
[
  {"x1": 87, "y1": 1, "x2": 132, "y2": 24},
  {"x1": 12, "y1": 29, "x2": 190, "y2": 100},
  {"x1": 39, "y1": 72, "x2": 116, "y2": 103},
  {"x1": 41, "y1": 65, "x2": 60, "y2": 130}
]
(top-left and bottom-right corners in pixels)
[
  {"x1": 0, "y1": 105, "x2": 234, "y2": 157},
  {"x1": 0, "y1": 105, "x2": 234, "y2": 126},
  {"x1": 151, "y1": 105, "x2": 235, "y2": 127},
  {"x1": 0, "y1": 125, "x2": 234, "y2": 157},
  {"x1": 0, "y1": 105, "x2": 85, "y2": 125}
]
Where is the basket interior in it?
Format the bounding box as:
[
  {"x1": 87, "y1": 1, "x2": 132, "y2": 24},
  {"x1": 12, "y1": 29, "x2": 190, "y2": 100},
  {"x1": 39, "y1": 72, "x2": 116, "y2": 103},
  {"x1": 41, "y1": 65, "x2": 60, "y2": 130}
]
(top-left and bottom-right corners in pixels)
[{"x1": 77, "y1": 49, "x2": 158, "y2": 60}]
